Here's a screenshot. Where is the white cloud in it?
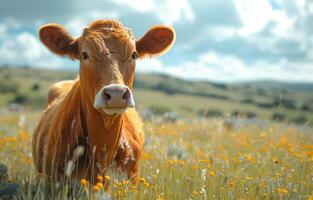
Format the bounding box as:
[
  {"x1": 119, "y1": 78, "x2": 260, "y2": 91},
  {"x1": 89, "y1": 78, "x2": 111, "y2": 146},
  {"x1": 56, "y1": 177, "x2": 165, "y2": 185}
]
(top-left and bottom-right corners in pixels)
[
  {"x1": 235, "y1": 0, "x2": 274, "y2": 35},
  {"x1": 113, "y1": 0, "x2": 194, "y2": 25},
  {"x1": 136, "y1": 51, "x2": 313, "y2": 82},
  {"x1": 206, "y1": 26, "x2": 239, "y2": 42},
  {"x1": 135, "y1": 58, "x2": 165, "y2": 73},
  {"x1": 234, "y1": 0, "x2": 294, "y2": 36},
  {"x1": 66, "y1": 11, "x2": 120, "y2": 37},
  {"x1": 17, "y1": 33, "x2": 41, "y2": 60},
  {"x1": 157, "y1": 0, "x2": 194, "y2": 25},
  {"x1": 0, "y1": 32, "x2": 66, "y2": 68},
  {"x1": 113, "y1": 0, "x2": 155, "y2": 12}
]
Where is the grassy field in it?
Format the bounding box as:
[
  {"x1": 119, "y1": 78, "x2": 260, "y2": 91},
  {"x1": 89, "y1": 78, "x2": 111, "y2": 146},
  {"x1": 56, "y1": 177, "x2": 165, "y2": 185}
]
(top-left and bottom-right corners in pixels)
[
  {"x1": 0, "y1": 66, "x2": 313, "y2": 199},
  {"x1": 0, "y1": 112, "x2": 312, "y2": 199}
]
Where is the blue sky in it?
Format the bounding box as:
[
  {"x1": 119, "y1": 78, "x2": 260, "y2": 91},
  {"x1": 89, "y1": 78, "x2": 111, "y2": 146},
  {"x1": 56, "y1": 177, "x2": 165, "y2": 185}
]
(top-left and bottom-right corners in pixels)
[{"x1": 0, "y1": 0, "x2": 312, "y2": 82}]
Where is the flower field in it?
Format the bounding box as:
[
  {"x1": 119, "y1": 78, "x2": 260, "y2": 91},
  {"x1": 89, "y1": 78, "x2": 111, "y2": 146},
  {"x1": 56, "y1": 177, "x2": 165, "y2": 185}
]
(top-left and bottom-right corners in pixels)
[{"x1": 0, "y1": 112, "x2": 313, "y2": 199}]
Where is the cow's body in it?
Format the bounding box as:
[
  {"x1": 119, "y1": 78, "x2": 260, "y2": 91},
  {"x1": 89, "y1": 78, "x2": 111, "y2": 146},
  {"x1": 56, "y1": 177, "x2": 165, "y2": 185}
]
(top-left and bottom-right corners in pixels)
[
  {"x1": 33, "y1": 78, "x2": 143, "y2": 181},
  {"x1": 32, "y1": 19, "x2": 174, "y2": 183}
]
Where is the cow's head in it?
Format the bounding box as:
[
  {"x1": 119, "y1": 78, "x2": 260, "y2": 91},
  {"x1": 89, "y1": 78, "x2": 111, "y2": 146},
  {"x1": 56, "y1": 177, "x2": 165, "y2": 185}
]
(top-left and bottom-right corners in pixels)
[{"x1": 39, "y1": 20, "x2": 175, "y2": 115}]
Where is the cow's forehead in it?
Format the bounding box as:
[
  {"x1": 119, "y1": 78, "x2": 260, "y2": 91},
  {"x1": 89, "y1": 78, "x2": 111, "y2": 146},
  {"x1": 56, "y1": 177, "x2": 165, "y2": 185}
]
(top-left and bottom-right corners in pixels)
[{"x1": 78, "y1": 21, "x2": 135, "y2": 57}]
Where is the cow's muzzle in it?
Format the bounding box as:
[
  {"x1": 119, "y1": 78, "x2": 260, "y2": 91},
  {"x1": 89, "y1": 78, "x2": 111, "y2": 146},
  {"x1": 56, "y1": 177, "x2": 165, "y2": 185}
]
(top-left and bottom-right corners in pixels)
[{"x1": 93, "y1": 84, "x2": 135, "y2": 115}]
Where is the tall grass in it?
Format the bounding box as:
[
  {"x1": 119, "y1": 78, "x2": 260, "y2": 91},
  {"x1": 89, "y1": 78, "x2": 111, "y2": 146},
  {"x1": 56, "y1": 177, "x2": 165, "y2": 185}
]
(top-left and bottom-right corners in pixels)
[{"x1": 0, "y1": 112, "x2": 313, "y2": 199}]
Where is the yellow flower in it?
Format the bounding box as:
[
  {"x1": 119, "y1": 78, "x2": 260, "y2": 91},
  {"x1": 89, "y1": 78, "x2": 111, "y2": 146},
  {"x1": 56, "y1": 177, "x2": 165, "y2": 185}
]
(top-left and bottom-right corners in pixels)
[
  {"x1": 96, "y1": 182, "x2": 104, "y2": 189},
  {"x1": 138, "y1": 177, "x2": 146, "y2": 183},
  {"x1": 307, "y1": 195, "x2": 313, "y2": 200},
  {"x1": 208, "y1": 171, "x2": 215, "y2": 177},
  {"x1": 80, "y1": 179, "x2": 88, "y2": 186},
  {"x1": 178, "y1": 160, "x2": 185, "y2": 166},
  {"x1": 167, "y1": 160, "x2": 175, "y2": 165},
  {"x1": 244, "y1": 154, "x2": 255, "y2": 162},
  {"x1": 191, "y1": 191, "x2": 198, "y2": 197},
  {"x1": 199, "y1": 159, "x2": 209, "y2": 163},
  {"x1": 97, "y1": 175, "x2": 103, "y2": 182},
  {"x1": 192, "y1": 165, "x2": 199, "y2": 170},
  {"x1": 93, "y1": 185, "x2": 101, "y2": 192},
  {"x1": 275, "y1": 188, "x2": 288, "y2": 194},
  {"x1": 18, "y1": 131, "x2": 28, "y2": 140},
  {"x1": 2, "y1": 137, "x2": 17, "y2": 143},
  {"x1": 272, "y1": 158, "x2": 280, "y2": 164},
  {"x1": 104, "y1": 175, "x2": 110, "y2": 181}
]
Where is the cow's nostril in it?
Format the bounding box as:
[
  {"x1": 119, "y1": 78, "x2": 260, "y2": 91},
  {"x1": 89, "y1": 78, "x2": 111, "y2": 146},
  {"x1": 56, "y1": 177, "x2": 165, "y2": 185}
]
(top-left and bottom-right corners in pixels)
[
  {"x1": 103, "y1": 90, "x2": 111, "y2": 101},
  {"x1": 122, "y1": 89, "x2": 130, "y2": 100}
]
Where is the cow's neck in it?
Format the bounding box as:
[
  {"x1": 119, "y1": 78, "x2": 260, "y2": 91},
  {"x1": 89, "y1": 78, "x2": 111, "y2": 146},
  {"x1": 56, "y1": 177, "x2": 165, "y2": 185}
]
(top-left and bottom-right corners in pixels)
[{"x1": 80, "y1": 89, "x2": 124, "y2": 170}]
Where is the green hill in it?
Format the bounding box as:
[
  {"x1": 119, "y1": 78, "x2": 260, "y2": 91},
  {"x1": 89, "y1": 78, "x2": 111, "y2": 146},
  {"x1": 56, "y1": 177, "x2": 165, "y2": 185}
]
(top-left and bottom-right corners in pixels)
[{"x1": 0, "y1": 66, "x2": 312, "y2": 124}]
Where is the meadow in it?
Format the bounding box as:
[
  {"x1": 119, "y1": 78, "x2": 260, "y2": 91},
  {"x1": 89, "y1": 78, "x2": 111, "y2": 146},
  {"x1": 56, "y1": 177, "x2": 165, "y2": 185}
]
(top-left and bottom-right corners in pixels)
[
  {"x1": 0, "y1": 112, "x2": 312, "y2": 199},
  {"x1": 0, "y1": 67, "x2": 313, "y2": 199}
]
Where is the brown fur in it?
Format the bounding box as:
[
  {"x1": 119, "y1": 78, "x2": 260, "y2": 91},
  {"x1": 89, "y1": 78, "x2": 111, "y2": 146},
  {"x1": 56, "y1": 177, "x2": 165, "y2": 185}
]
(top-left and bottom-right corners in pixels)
[
  {"x1": 46, "y1": 80, "x2": 75, "y2": 106},
  {"x1": 32, "y1": 19, "x2": 175, "y2": 183}
]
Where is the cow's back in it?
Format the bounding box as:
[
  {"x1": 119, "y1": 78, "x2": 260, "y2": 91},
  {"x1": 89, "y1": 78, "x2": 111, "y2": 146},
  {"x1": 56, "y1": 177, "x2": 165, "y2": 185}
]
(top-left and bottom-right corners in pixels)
[{"x1": 46, "y1": 80, "x2": 75, "y2": 107}]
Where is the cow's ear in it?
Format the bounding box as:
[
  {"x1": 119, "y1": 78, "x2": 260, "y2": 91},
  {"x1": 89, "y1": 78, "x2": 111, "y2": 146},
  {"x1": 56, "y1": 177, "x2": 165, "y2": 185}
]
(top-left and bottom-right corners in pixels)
[
  {"x1": 39, "y1": 23, "x2": 79, "y2": 59},
  {"x1": 136, "y1": 25, "x2": 175, "y2": 58}
]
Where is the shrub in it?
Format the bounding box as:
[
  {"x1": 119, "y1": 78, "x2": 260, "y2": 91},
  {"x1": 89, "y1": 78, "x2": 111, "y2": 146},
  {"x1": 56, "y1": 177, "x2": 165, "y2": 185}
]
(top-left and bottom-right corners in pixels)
[
  {"x1": 240, "y1": 98, "x2": 254, "y2": 104},
  {"x1": 148, "y1": 105, "x2": 171, "y2": 115},
  {"x1": 31, "y1": 83, "x2": 40, "y2": 91},
  {"x1": 212, "y1": 83, "x2": 227, "y2": 90},
  {"x1": 273, "y1": 98, "x2": 296, "y2": 110},
  {"x1": 301, "y1": 104, "x2": 312, "y2": 112},
  {"x1": 231, "y1": 110, "x2": 244, "y2": 117},
  {"x1": 10, "y1": 93, "x2": 29, "y2": 104},
  {"x1": 0, "y1": 83, "x2": 18, "y2": 93},
  {"x1": 202, "y1": 109, "x2": 223, "y2": 118},
  {"x1": 292, "y1": 116, "x2": 308, "y2": 124},
  {"x1": 230, "y1": 110, "x2": 257, "y2": 118},
  {"x1": 245, "y1": 111, "x2": 257, "y2": 119},
  {"x1": 256, "y1": 88, "x2": 266, "y2": 95},
  {"x1": 256, "y1": 102, "x2": 275, "y2": 109},
  {"x1": 152, "y1": 83, "x2": 178, "y2": 95},
  {"x1": 272, "y1": 112, "x2": 286, "y2": 121},
  {"x1": 3, "y1": 74, "x2": 10, "y2": 80}
]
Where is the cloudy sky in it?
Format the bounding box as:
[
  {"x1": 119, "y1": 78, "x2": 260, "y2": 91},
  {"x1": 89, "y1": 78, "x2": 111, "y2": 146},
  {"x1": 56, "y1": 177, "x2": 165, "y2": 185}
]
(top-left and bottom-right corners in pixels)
[{"x1": 0, "y1": 0, "x2": 312, "y2": 82}]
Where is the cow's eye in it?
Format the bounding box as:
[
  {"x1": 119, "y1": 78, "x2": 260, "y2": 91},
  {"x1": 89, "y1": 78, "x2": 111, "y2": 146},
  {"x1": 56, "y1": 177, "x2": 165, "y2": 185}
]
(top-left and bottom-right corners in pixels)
[
  {"x1": 131, "y1": 51, "x2": 139, "y2": 60},
  {"x1": 81, "y1": 52, "x2": 89, "y2": 60}
]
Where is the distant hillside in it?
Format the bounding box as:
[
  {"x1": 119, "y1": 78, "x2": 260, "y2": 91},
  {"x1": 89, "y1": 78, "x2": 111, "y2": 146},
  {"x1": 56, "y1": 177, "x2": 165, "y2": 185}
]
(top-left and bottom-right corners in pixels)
[
  {"x1": 0, "y1": 66, "x2": 312, "y2": 125},
  {"x1": 238, "y1": 81, "x2": 313, "y2": 93}
]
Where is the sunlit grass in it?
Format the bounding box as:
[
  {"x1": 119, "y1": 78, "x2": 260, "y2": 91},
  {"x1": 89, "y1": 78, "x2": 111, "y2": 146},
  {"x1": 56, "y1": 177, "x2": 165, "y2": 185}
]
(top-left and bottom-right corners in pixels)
[{"x1": 0, "y1": 112, "x2": 313, "y2": 199}]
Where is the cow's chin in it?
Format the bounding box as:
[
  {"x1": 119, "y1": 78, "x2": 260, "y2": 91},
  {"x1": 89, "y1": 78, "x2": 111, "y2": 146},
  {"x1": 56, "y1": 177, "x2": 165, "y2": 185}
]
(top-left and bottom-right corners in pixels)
[{"x1": 101, "y1": 107, "x2": 127, "y2": 115}]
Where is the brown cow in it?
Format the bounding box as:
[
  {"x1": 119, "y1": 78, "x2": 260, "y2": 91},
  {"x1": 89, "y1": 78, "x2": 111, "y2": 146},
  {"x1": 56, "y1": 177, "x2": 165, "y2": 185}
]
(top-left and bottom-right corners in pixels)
[{"x1": 32, "y1": 19, "x2": 175, "y2": 183}]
